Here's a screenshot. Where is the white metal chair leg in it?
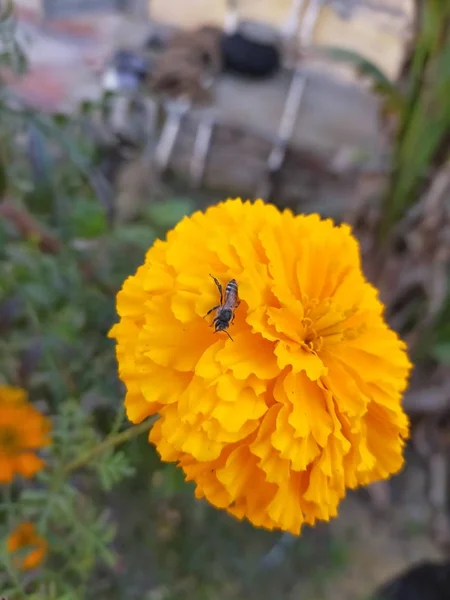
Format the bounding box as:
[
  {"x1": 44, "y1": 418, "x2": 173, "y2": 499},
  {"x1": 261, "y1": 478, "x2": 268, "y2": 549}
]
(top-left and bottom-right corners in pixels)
[
  {"x1": 190, "y1": 116, "x2": 215, "y2": 189},
  {"x1": 269, "y1": 0, "x2": 323, "y2": 166},
  {"x1": 263, "y1": 0, "x2": 323, "y2": 196},
  {"x1": 155, "y1": 99, "x2": 190, "y2": 172},
  {"x1": 224, "y1": 0, "x2": 239, "y2": 34},
  {"x1": 282, "y1": 0, "x2": 307, "y2": 41},
  {"x1": 299, "y1": 0, "x2": 325, "y2": 47},
  {"x1": 190, "y1": 113, "x2": 216, "y2": 188},
  {"x1": 267, "y1": 69, "x2": 308, "y2": 174}
]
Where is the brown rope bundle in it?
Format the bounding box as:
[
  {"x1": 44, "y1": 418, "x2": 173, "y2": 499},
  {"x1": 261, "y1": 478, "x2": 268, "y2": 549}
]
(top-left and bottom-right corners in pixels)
[
  {"x1": 151, "y1": 25, "x2": 222, "y2": 104},
  {"x1": 169, "y1": 25, "x2": 223, "y2": 74}
]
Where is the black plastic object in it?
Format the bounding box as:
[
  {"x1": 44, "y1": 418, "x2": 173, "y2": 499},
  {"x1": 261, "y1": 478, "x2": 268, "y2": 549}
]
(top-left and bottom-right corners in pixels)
[
  {"x1": 220, "y1": 31, "x2": 281, "y2": 79},
  {"x1": 372, "y1": 561, "x2": 450, "y2": 600}
]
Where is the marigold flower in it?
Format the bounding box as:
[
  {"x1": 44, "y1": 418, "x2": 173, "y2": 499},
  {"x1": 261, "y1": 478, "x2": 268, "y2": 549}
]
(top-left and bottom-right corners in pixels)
[
  {"x1": 0, "y1": 385, "x2": 51, "y2": 484},
  {"x1": 7, "y1": 521, "x2": 47, "y2": 570},
  {"x1": 110, "y1": 199, "x2": 412, "y2": 534}
]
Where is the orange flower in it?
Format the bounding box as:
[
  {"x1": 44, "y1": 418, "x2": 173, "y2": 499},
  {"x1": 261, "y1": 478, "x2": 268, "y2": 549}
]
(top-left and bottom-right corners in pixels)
[
  {"x1": 7, "y1": 522, "x2": 47, "y2": 570},
  {"x1": 0, "y1": 385, "x2": 51, "y2": 483},
  {"x1": 110, "y1": 199, "x2": 412, "y2": 534}
]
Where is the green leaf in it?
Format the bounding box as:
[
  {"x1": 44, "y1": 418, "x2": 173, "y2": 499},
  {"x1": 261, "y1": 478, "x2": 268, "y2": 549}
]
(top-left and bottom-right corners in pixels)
[
  {"x1": 96, "y1": 450, "x2": 135, "y2": 491},
  {"x1": 24, "y1": 123, "x2": 56, "y2": 216},
  {"x1": 315, "y1": 46, "x2": 391, "y2": 85},
  {"x1": 114, "y1": 224, "x2": 157, "y2": 249},
  {"x1": 20, "y1": 488, "x2": 48, "y2": 503},
  {"x1": 146, "y1": 198, "x2": 196, "y2": 230},
  {"x1": 0, "y1": 157, "x2": 7, "y2": 196},
  {"x1": 153, "y1": 464, "x2": 188, "y2": 499},
  {"x1": 314, "y1": 45, "x2": 405, "y2": 112},
  {"x1": 50, "y1": 305, "x2": 86, "y2": 341},
  {"x1": 71, "y1": 200, "x2": 107, "y2": 238},
  {"x1": 22, "y1": 282, "x2": 53, "y2": 308},
  {"x1": 432, "y1": 342, "x2": 450, "y2": 364}
]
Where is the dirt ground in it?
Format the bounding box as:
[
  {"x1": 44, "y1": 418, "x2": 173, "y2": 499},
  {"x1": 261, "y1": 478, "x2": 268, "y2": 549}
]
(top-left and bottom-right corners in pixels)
[
  {"x1": 109, "y1": 444, "x2": 442, "y2": 600},
  {"x1": 296, "y1": 448, "x2": 443, "y2": 600}
]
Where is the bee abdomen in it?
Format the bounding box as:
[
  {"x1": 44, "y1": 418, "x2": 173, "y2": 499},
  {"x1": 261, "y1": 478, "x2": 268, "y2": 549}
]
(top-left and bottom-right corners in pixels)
[{"x1": 225, "y1": 279, "x2": 238, "y2": 295}]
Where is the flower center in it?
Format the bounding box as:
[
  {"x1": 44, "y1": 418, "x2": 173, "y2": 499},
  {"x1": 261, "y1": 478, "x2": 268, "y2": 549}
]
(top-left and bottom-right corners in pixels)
[
  {"x1": 301, "y1": 297, "x2": 363, "y2": 353},
  {"x1": 0, "y1": 426, "x2": 20, "y2": 455},
  {"x1": 302, "y1": 320, "x2": 323, "y2": 353}
]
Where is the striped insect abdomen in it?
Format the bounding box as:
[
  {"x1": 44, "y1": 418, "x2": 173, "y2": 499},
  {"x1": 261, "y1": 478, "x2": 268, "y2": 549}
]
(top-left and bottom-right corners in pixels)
[{"x1": 224, "y1": 279, "x2": 239, "y2": 309}]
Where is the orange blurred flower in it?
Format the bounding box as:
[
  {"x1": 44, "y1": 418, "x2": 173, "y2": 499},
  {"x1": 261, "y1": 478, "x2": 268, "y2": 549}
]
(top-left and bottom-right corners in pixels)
[
  {"x1": 0, "y1": 385, "x2": 51, "y2": 483},
  {"x1": 110, "y1": 199, "x2": 412, "y2": 534},
  {"x1": 7, "y1": 521, "x2": 47, "y2": 570}
]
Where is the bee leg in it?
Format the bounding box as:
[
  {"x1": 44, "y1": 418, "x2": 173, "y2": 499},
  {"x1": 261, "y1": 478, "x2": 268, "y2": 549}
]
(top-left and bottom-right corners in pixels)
[
  {"x1": 224, "y1": 330, "x2": 234, "y2": 341},
  {"x1": 209, "y1": 274, "x2": 223, "y2": 304},
  {"x1": 204, "y1": 305, "x2": 220, "y2": 319}
]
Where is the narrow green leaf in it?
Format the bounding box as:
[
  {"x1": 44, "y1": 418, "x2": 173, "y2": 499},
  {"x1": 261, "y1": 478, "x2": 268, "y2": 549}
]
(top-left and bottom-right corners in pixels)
[
  {"x1": 313, "y1": 45, "x2": 405, "y2": 111},
  {"x1": 432, "y1": 342, "x2": 450, "y2": 364}
]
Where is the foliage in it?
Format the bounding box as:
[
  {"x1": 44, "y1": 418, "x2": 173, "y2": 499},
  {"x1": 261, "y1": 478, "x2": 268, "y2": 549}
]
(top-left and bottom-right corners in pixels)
[
  {"x1": 382, "y1": 2, "x2": 450, "y2": 234},
  {"x1": 430, "y1": 294, "x2": 450, "y2": 364},
  {"x1": 318, "y1": 2, "x2": 450, "y2": 235},
  {"x1": 0, "y1": 3, "x2": 449, "y2": 599},
  {"x1": 0, "y1": 0, "x2": 27, "y2": 76},
  {"x1": 0, "y1": 401, "x2": 133, "y2": 599}
]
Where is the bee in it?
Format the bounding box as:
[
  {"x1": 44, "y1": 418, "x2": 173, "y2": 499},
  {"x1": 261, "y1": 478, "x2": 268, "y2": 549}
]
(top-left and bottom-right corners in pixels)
[{"x1": 204, "y1": 274, "x2": 240, "y2": 340}]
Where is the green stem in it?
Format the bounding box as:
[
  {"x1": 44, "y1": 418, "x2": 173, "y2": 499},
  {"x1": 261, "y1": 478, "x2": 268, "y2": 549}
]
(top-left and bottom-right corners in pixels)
[
  {"x1": 63, "y1": 417, "x2": 157, "y2": 475},
  {"x1": 0, "y1": 552, "x2": 28, "y2": 600}
]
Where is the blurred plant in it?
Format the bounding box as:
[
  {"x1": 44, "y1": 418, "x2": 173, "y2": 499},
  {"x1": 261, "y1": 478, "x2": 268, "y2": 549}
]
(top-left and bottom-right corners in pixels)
[
  {"x1": 1, "y1": 1, "x2": 448, "y2": 598},
  {"x1": 0, "y1": 390, "x2": 153, "y2": 599},
  {"x1": 6, "y1": 522, "x2": 47, "y2": 572},
  {"x1": 0, "y1": 385, "x2": 51, "y2": 483},
  {"x1": 0, "y1": 172, "x2": 197, "y2": 599},
  {"x1": 432, "y1": 296, "x2": 450, "y2": 365},
  {"x1": 381, "y1": 1, "x2": 450, "y2": 236},
  {"x1": 0, "y1": 0, "x2": 27, "y2": 76},
  {"x1": 317, "y1": 1, "x2": 450, "y2": 237}
]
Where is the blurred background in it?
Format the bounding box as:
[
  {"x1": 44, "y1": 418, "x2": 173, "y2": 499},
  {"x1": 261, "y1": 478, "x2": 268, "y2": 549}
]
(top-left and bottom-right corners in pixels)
[{"x1": 1, "y1": 0, "x2": 450, "y2": 598}]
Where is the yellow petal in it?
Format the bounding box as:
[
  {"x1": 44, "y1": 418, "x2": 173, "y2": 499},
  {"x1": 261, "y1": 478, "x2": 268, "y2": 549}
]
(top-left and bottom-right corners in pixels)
[
  {"x1": 275, "y1": 342, "x2": 327, "y2": 380},
  {"x1": 216, "y1": 330, "x2": 278, "y2": 380},
  {"x1": 283, "y1": 371, "x2": 333, "y2": 447},
  {"x1": 212, "y1": 387, "x2": 267, "y2": 432}
]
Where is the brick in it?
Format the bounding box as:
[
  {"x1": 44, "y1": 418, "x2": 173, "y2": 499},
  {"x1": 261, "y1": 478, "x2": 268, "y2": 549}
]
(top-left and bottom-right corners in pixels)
[
  {"x1": 1, "y1": 65, "x2": 68, "y2": 111},
  {"x1": 41, "y1": 16, "x2": 103, "y2": 40},
  {"x1": 14, "y1": 6, "x2": 42, "y2": 25}
]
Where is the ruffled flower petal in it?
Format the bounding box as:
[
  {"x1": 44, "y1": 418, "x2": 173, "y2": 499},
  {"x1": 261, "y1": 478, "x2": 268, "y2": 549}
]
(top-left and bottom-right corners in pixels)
[
  {"x1": 110, "y1": 198, "x2": 412, "y2": 534},
  {"x1": 0, "y1": 386, "x2": 51, "y2": 484},
  {"x1": 7, "y1": 522, "x2": 47, "y2": 570}
]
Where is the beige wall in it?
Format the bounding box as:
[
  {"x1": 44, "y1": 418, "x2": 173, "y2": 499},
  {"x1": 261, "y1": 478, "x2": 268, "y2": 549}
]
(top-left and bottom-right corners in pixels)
[{"x1": 151, "y1": 0, "x2": 295, "y2": 30}]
